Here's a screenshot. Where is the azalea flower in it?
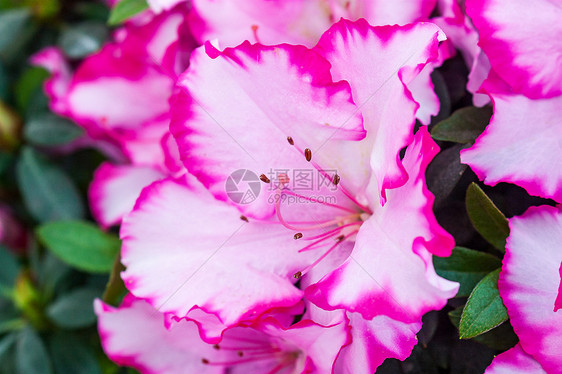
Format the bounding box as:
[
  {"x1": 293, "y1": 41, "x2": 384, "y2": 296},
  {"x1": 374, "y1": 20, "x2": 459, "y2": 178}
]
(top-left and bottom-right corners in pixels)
[
  {"x1": 120, "y1": 19, "x2": 458, "y2": 356},
  {"x1": 432, "y1": 0, "x2": 491, "y2": 106},
  {"x1": 96, "y1": 295, "x2": 349, "y2": 373},
  {"x1": 32, "y1": 5, "x2": 194, "y2": 227},
  {"x1": 460, "y1": 0, "x2": 562, "y2": 202},
  {"x1": 187, "y1": 0, "x2": 447, "y2": 125},
  {"x1": 484, "y1": 206, "x2": 562, "y2": 374},
  {"x1": 485, "y1": 344, "x2": 546, "y2": 374},
  {"x1": 188, "y1": 0, "x2": 438, "y2": 48}
]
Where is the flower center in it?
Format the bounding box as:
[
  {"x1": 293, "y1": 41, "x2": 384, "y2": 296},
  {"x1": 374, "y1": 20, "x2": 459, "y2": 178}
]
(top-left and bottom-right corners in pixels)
[
  {"x1": 264, "y1": 136, "x2": 372, "y2": 278},
  {"x1": 201, "y1": 337, "x2": 299, "y2": 373}
]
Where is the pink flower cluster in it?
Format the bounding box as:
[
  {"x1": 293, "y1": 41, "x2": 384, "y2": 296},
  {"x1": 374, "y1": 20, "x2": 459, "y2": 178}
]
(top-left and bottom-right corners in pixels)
[
  {"x1": 456, "y1": 0, "x2": 562, "y2": 373},
  {"x1": 33, "y1": 0, "x2": 561, "y2": 372}
]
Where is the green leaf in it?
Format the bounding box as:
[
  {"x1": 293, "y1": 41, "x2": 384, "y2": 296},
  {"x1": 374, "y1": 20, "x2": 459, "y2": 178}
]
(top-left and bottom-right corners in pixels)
[
  {"x1": 0, "y1": 245, "x2": 19, "y2": 298},
  {"x1": 46, "y1": 288, "x2": 99, "y2": 328},
  {"x1": 433, "y1": 247, "x2": 501, "y2": 297},
  {"x1": 16, "y1": 147, "x2": 85, "y2": 222},
  {"x1": 15, "y1": 67, "x2": 49, "y2": 112},
  {"x1": 466, "y1": 183, "x2": 510, "y2": 251},
  {"x1": 431, "y1": 106, "x2": 493, "y2": 143},
  {"x1": 449, "y1": 306, "x2": 518, "y2": 350},
  {"x1": 0, "y1": 333, "x2": 17, "y2": 374},
  {"x1": 0, "y1": 9, "x2": 31, "y2": 54},
  {"x1": 49, "y1": 332, "x2": 102, "y2": 374},
  {"x1": 16, "y1": 328, "x2": 52, "y2": 374},
  {"x1": 459, "y1": 269, "x2": 508, "y2": 339},
  {"x1": 58, "y1": 22, "x2": 108, "y2": 58},
  {"x1": 107, "y1": 0, "x2": 149, "y2": 26},
  {"x1": 24, "y1": 113, "x2": 83, "y2": 146},
  {"x1": 103, "y1": 251, "x2": 126, "y2": 306},
  {"x1": 36, "y1": 220, "x2": 120, "y2": 273}
]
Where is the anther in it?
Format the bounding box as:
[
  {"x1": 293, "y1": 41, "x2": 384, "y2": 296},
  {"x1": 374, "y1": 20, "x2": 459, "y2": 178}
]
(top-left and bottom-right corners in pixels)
[
  {"x1": 293, "y1": 271, "x2": 302, "y2": 279},
  {"x1": 260, "y1": 174, "x2": 271, "y2": 183},
  {"x1": 202, "y1": 358, "x2": 210, "y2": 364},
  {"x1": 304, "y1": 148, "x2": 312, "y2": 162},
  {"x1": 287, "y1": 136, "x2": 294, "y2": 145},
  {"x1": 213, "y1": 344, "x2": 220, "y2": 350},
  {"x1": 240, "y1": 215, "x2": 249, "y2": 222},
  {"x1": 294, "y1": 233, "x2": 303, "y2": 240},
  {"x1": 335, "y1": 235, "x2": 345, "y2": 242},
  {"x1": 237, "y1": 351, "x2": 244, "y2": 357},
  {"x1": 333, "y1": 173, "x2": 340, "y2": 186}
]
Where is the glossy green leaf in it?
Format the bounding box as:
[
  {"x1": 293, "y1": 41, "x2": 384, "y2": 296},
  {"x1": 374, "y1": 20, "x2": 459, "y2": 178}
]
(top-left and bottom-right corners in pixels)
[
  {"x1": 49, "y1": 332, "x2": 101, "y2": 374},
  {"x1": 16, "y1": 328, "x2": 52, "y2": 374},
  {"x1": 103, "y1": 251, "x2": 126, "y2": 306},
  {"x1": 15, "y1": 67, "x2": 49, "y2": 112},
  {"x1": 0, "y1": 245, "x2": 19, "y2": 298},
  {"x1": 58, "y1": 22, "x2": 108, "y2": 58},
  {"x1": 466, "y1": 183, "x2": 510, "y2": 251},
  {"x1": 449, "y1": 306, "x2": 518, "y2": 350},
  {"x1": 107, "y1": 0, "x2": 148, "y2": 25},
  {"x1": 433, "y1": 247, "x2": 501, "y2": 297},
  {"x1": 47, "y1": 288, "x2": 99, "y2": 328},
  {"x1": 459, "y1": 269, "x2": 508, "y2": 339},
  {"x1": 431, "y1": 106, "x2": 493, "y2": 143},
  {"x1": 16, "y1": 147, "x2": 85, "y2": 222},
  {"x1": 0, "y1": 9, "x2": 31, "y2": 54},
  {"x1": 36, "y1": 220, "x2": 120, "y2": 273},
  {"x1": 24, "y1": 113, "x2": 83, "y2": 146}
]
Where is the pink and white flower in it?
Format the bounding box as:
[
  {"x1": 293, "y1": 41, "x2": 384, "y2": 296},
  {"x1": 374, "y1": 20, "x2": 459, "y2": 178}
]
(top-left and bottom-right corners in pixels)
[
  {"x1": 96, "y1": 295, "x2": 349, "y2": 373},
  {"x1": 120, "y1": 19, "x2": 458, "y2": 355},
  {"x1": 485, "y1": 344, "x2": 546, "y2": 374},
  {"x1": 461, "y1": 0, "x2": 562, "y2": 202},
  {"x1": 188, "y1": 0, "x2": 438, "y2": 49},
  {"x1": 493, "y1": 206, "x2": 562, "y2": 374},
  {"x1": 33, "y1": 5, "x2": 195, "y2": 227}
]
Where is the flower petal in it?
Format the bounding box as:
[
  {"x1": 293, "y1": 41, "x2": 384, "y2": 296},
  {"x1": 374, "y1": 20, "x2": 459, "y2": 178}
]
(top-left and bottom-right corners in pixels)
[
  {"x1": 331, "y1": 0, "x2": 437, "y2": 26},
  {"x1": 461, "y1": 92, "x2": 562, "y2": 202},
  {"x1": 485, "y1": 345, "x2": 546, "y2": 374},
  {"x1": 554, "y1": 263, "x2": 562, "y2": 312},
  {"x1": 500, "y1": 206, "x2": 562, "y2": 374},
  {"x1": 171, "y1": 41, "x2": 364, "y2": 219},
  {"x1": 306, "y1": 128, "x2": 458, "y2": 322},
  {"x1": 121, "y1": 175, "x2": 319, "y2": 327},
  {"x1": 335, "y1": 313, "x2": 421, "y2": 374},
  {"x1": 314, "y1": 19, "x2": 445, "y2": 202},
  {"x1": 465, "y1": 0, "x2": 562, "y2": 98},
  {"x1": 95, "y1": 296, "x2": 222, "y2": 374},
  {"x1": 89, "y1": 163, "x2": 165, "y2": 228},
  {"x1": 188, "y1": 0, "x2": 332, "y2": 47},
  {"x1": 30, "y1": 47, "x2": 72, "y2": 115}
]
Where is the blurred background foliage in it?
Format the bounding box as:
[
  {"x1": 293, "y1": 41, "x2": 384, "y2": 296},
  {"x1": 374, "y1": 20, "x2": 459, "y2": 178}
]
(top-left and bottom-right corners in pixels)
[{"x1": 0, "y1": 1, "x2": 554, "y2": 373}]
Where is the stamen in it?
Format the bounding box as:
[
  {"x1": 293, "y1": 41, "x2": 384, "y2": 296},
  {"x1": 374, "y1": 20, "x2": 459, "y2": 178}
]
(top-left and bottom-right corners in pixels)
[
  {"x1": 213, "y1": 344, "x2": 220, "y2": 350},
  {"x1": 275, "y1": 198, "x2": 360, "y2": 231},
  {"x1": 287, "y1": 136, "x2": 294, "y2": 145},
  {"x1": 304, "y1": 148, "x2": 312, "y2": 162},
  {"x1": 260, "y1": 174, "x2": 271, "y2": 183},
  {"x1": 251, "y1": 25, "x2": 262, "y2": 44},
  {"x1": 202, "y1": 359, "x2": 210, "y2": 364},
  {"x1": 333, "y1": 173, "x2": 340, "y2": 186},
  {"x1": 281, "y1": 190, "x2": 356, "y2": 213},
  {"x1": 293, "y1": 271, "x2": 302, "y2": 279},
  {"x1": 240, "y1": 215, "x2": 249, "y2": 222},
  {"x1": 335, "y1": 235, "x2": 344, "y2": 242},
  {"x1": 296, "y1": 230, "x2": 359, "y2": 277},
  {"x1": 293, "y1": 233, "x2": 303, "y2": 240},
  {"x1": 302, "y1": 222, "x2": 362, "y2": 241}
]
